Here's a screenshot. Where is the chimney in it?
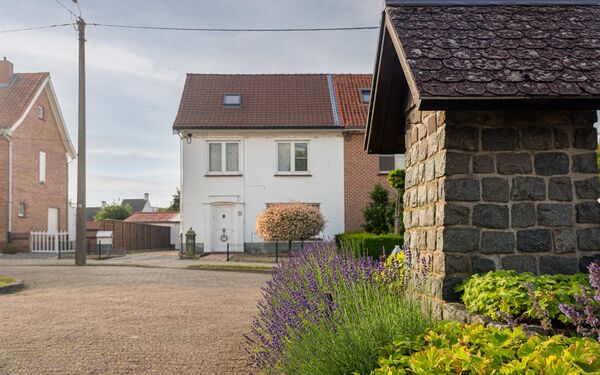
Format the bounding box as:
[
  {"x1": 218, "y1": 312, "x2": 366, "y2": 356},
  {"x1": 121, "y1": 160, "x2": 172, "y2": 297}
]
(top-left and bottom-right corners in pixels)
[
  {"x1": 0, "y1": 57, "x2": 14, "y2": 85},
  {"x1": 144, "y1": 193, "x2": 149, "y2": 201}
]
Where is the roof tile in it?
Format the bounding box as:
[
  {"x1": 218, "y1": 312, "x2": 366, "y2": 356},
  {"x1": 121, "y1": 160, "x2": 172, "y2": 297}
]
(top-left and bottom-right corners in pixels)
[{"x1": 0, "y1": 73, "x2": 48, "y2": 127}]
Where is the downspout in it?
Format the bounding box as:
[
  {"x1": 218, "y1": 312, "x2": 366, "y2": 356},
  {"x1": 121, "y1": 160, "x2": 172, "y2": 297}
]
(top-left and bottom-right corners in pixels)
[{"x1": 1, "y1": 129, "x2": 12, "y2": 234}]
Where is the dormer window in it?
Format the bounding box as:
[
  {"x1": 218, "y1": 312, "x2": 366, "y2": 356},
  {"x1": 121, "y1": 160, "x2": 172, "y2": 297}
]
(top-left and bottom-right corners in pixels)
[
  {"x1": 223, "y1": 94, "x2": 242, "y2": 107},
  {"x1": 37, "y1": 105, "x2": 45, "y2": 120},
  {"x1": 360, "y1": 89, "x2": 371, "y2": 104}
]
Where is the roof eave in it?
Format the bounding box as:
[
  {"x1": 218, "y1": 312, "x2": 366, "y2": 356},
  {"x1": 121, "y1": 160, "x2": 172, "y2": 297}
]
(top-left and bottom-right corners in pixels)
[{"x1": 419, "y1": 96, "x2": 600, "y2": 111}]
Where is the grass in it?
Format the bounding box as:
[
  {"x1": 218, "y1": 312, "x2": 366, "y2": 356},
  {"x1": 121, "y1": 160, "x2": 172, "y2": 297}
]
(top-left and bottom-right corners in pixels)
[
  {"x1": 0, "y1": 276, "x2": 17, "y2": 287},
  {"x1": 187, "y1": 263, "x2": 273, "y2": 271}
]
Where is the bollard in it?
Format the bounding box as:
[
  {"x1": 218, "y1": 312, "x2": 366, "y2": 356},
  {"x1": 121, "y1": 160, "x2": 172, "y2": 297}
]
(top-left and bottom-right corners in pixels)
[
  {"x1": 227, "y1": 243, "x2": 230, "y2": 261},
  {"x1": 275, "y1": 241, "x2": 279, "y2": 264}
]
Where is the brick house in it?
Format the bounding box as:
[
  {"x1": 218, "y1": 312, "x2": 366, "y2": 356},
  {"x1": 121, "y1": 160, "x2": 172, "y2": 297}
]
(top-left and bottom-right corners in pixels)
[
  {"x1": 173, "y1": 74, "x2": 403, "y2": 252},
  {"x1": 365, "y1": 1, "x2": 600, "y2": 312},
  {"x1": 0, "y1": 58, "x2": 76, "y2": 250}
]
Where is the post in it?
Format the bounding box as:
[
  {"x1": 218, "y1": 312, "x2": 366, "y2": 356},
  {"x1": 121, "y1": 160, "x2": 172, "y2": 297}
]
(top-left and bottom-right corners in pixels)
[
  {"x1": 57, "y1": 234, "x2": 61, "y2": 259},
  {"x1": 275, "y1": 241, "x2": 279, "y2": 264},
  {"x1": 226, "y1": 243, "x2": 230, "y2": 261},
  {"x1": 75, "y1": 17, "x2": 87, "y2": 266},
  {"x1": 98, "y1": 243, "x2": 101, "y2": 260}
]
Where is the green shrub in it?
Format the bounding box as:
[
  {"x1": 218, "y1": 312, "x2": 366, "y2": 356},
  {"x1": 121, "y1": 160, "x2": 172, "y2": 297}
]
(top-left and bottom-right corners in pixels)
[
  {"x1": 455, "y1": 270, "x2": 589, "y2": 324},
  {"x1": 335, "y1": 232, "x2": 403, "y2": 259},
  {"x1": 1, "y1": 244, "x2": 17, "y2": 254},
  {"x1": 372, "y1": 321, "x2": 600, "y2": 374},
  {"x1": 363, "y1": 183, "x2": 394, "y2": 234},
  {"x1": 0, "y1": 276, "x2": 17, "y2": 286},
  {"x1": 283, "y1": 278, "x2": 432, "y2": 375}
]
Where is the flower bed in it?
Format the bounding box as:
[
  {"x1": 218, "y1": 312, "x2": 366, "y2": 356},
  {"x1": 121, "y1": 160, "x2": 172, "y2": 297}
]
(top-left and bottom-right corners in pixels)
[{"x1": 372, "y1": 321, "x2": 600, "y2": 374}]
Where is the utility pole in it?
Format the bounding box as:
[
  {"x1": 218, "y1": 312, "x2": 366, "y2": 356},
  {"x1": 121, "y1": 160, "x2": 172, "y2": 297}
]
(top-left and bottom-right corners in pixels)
[{"x1": 75, "y1": 16, "x2": 86, "y2": 265}]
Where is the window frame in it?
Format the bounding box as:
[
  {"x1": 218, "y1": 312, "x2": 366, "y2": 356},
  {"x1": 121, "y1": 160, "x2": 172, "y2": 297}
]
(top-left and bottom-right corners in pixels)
[
  {"x1": 222, "y1": 93, "x2": 242, "y2": 107},
  {"x1": 36, "y1": 105, "x2": 45, "y2": 120},
  {"x1": 360, "y1": 88, "x2": 371, "y2": 104},
  {"x1": 378, "y1": 154, "x2": 397, "y2": 174},
  {"x1": 275, "y1": 140, "x2": 310, "y2": 175},
  {"x1": 39, "y1": 151, "x2": 47, "y2": 183},
  {"x1": 18, "y1": 202, "x2": 25, "y2": 218},
  {"x1": 206, "y1": 140, "x2": 242, "y2": 176}
]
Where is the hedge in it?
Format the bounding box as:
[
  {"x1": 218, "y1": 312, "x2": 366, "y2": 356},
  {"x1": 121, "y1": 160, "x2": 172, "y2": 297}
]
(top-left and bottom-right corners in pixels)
[{"x1": 335, "y1": 232, "x2": 403, "y2": 259}]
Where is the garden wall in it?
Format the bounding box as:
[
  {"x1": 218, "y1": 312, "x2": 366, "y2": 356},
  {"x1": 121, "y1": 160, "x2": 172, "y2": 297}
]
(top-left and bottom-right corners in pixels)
[{"x1": 403, "y1": 108, "x2": 600, "y2": 312}]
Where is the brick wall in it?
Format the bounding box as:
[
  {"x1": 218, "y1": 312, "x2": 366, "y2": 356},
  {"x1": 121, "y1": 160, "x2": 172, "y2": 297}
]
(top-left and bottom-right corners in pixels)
[
  {"x1": 343, "y1": 131, "x2": 393, "y2": 232},
  {"x1": 404, "y1": 109, "x2": 600, "y2": 311},
  {"x1": 10, "y1": 88, "x2": 69, "y2": 239},
  {"x1": 0, "y1": 138, "x2": 8, "y2": 247}
]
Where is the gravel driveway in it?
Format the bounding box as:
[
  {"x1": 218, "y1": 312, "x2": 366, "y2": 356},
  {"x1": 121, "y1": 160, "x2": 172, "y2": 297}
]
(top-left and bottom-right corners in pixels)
[{"x1": 0, "y1": 266, "x2": 269, "y2": 374}]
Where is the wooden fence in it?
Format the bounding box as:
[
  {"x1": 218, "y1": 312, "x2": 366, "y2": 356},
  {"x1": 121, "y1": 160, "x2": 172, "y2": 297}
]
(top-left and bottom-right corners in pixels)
[{"x1": 87, "y1": 220, "x2": 170, "y2": 252}]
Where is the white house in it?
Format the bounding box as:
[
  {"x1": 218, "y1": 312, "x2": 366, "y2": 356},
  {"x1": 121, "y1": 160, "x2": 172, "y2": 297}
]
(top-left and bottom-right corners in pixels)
[{"x1": 173, "y1": 74, "x2": 353, "y2": 253}]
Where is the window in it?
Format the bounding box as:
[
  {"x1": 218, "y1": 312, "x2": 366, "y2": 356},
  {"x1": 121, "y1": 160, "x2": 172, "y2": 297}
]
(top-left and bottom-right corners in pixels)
[
  {"x1": 277, "y1": 142, "x2": 308, "y2": 173},
  {"x1": 223, "y1": 94, "x2": 242, "y2": 106},
  {"x1": 208, "y1": 142, "x2": 239, "y2": 174},
  {"x1": 36, "y1": 105, "x2": 44, "y2": 119},
  {"x1": 39, "y1": 151, "x2": 46, "y2": 183},
  {"x1": 18, "y1": 202, "x2": 25, "y2": 217},
  {"x1": 379, "y1": 154, "x2": 405, "y2": 173},
  {"x1": 360, "y1": 89, "x2": 371, "y2": 104}
]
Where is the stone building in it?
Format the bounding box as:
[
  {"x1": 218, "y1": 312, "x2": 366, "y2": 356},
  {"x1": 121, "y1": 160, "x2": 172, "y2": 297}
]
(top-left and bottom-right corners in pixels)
[{"x1": 364, "y1": 2, "x2": 600, "y2": 309}]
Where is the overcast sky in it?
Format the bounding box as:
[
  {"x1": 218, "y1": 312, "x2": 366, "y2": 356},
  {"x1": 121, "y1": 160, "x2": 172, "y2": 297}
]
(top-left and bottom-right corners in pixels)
[{"x1": 0, "y1": 0, "x2": 383, "y2": 207}]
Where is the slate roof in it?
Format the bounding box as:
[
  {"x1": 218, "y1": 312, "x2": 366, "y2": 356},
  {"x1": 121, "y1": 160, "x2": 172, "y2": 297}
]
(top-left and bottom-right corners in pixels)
[
  {"x1": 387, "y1": 5, "x2": 600, "y2": 99},
  {"x1": 125, "y1": 212, "x2": 180, "y2": 223},
  {"x1": 121, "y1": 199, "x2": 148, "y2": 212},
  {"x1": 332, "y1": 74, "x2": 372, "y2": 128},
  {"x1": 172, "y1": 74, "x2": 372, "y2": 130},
  {"x1": 0, "y1": 73, "x2": 48, "y2": 127}
]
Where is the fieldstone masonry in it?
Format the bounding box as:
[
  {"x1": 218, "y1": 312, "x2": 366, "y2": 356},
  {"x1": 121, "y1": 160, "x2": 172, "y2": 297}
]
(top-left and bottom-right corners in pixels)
[{"x1": 404, "y1": 109, "x2": 600, "y2": 309}]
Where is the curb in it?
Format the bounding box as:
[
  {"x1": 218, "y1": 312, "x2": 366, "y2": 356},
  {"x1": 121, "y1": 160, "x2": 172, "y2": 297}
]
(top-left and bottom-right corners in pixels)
[{"x1": 0, "y1": 280, "x2": 24, "y2": 294}]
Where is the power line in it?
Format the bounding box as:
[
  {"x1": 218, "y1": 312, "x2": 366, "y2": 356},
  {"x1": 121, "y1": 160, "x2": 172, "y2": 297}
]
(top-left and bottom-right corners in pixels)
[
  {"x1": 88, "y1": 23, "x2": 379, "y2": 33},
  {"x1": 0, "y1": 23, "x2": 72, "y2": 34},
  {"x1": 50, "y1": 0, "x2": 79, "y2": 18}
]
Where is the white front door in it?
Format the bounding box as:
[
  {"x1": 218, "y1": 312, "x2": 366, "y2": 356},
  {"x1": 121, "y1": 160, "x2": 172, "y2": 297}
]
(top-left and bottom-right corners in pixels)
[
  {"x1": 212, "y1": 205, "x2": 234, "y2": 252},
  {"x1": 47, "y1": 208, "x2": 59, "y2": 233}
]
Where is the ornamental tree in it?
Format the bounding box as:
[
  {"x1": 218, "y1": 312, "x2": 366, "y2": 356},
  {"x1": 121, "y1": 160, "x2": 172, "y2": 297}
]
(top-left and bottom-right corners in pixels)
[
  {"x1": 93, "y1": 202, "x2": 134, "y2": 221},
  {"x1": 256, "y1": 203, "x2": 325, "y2": 249}
]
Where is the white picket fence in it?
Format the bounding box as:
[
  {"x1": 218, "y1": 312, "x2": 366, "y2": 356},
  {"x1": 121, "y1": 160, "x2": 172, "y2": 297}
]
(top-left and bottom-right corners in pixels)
[{"x1": 30, "y1": 232, "x2": 74, "y2": 254}]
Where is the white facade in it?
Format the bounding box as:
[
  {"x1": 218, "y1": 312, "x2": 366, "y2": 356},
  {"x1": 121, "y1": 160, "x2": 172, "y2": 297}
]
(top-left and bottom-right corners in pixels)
[{"x1": 180, "y1": 130, "x2": 345, "y2": 253}]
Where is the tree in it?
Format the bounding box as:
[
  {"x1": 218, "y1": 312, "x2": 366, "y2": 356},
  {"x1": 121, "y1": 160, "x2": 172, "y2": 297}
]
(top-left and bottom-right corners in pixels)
[
  {"x1": 167, "y1": 187, "x2": 180, "y2": 211},
  {"x1": 387, "y1": 169, "x2": 406, "y2": 235},
  {"x1": 363, "y1": 183, "x2": 394, "y2": 234},
  {"x1": 256, "y1": 203, "x2": 325, "y2": 251},
  {"x1": 93, "y1": 202, "x2": 134, "y2": 221}
]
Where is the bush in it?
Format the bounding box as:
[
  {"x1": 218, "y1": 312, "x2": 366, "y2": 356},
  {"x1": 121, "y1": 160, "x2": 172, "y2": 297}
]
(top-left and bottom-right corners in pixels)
[
  {"x1": 363, "y1": 183, "x2": 394, "y2": 234},
  {"x1": 336, "y1": 232, "x2": 403, "y2": 259},
  {"x1": 245, "y1": 243, "x2": 431, "y2": 374},
  {"x1": 372, "y1": 321, "x2": 600, "y2": 374},
  {"x1": 256, "y1": 203, "x2": 325, "y2": 242},
  {"x1": 1, "y1": 244, "x2": 17, "y2": 254},
  {"x1": 94, "y1": 202, "x2": 134, "y2": 221},
  {"x1": 456, "y1": 270, "x2": 589, "y2": 325}
]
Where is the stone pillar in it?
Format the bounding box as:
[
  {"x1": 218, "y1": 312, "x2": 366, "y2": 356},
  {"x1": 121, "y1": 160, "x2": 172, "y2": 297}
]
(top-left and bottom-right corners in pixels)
[{"x1": 404, "y1": 110, "x2": 600, "y2": 308}]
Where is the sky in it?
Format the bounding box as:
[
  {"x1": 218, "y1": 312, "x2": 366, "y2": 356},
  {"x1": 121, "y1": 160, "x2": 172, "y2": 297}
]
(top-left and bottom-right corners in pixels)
[{"x1": 0, "y1": 0, "x2": 384, "y2": 208}]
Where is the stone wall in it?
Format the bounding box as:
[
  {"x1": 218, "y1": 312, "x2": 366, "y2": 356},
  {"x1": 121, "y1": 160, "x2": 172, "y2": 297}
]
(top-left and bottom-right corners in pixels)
[{"x1": 404, "y1": 109, "x2": 600, "y2": 307}]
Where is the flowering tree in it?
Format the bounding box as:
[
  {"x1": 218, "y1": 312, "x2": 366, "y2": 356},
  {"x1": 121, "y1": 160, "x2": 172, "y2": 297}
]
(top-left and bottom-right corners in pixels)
[{"x1": 256, "y1": 203, "x2": 325, "y2": 249}]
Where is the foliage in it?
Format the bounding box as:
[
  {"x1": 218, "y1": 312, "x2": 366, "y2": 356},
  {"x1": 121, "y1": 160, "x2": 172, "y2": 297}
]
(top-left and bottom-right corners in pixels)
[
  {"x1": 456, "y1": 270, "x2": 589, "y2": 325},
  {"x1": 0, "y1": 276, "x2": 17, "y2": 286},
  {"x1": 93, "y1": 202, "x2": 134, "y2": 221},
  {"x1": 283, "y1": 279, "x2": 430, "y2": 375},
  {"x1": 387, "y1": 169, "x2": 406, "y2": 235},
  {"x1": 335, "y1": 232, "x2": 403, "y2": 259},
  {"x1": 1, "y1": 244, "x2": 17, "y2": 254},
  {"x1": 372, "y1": 321, "x2": 600, "y2": 374},
  {"x1": 256, "y1": 203, "x2": 325, "y2": 242},
  {"x1": 167, "y1": 187, "x2": 180, "y2": 212},
  {"x1": 245, "y1": 243, "x2": 432, "y2": 374},
  {"x1": 363, "y1": 183, "x2": 394, "y2": 234},
  {"x1": 559, "y1": 262, "x2": 600, "y2": 342}
]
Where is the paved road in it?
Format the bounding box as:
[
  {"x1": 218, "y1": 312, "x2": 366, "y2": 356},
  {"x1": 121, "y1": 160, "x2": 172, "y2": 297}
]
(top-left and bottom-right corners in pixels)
[{"x1": 0, "y1": 266, "x2": 269, "y2": 374}]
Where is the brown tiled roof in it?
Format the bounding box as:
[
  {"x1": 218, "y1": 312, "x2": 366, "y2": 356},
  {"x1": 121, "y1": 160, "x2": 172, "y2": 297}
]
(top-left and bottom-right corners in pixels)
[
  {"x1": 125, "y1": 212, "x2": 180, "y2": 223},
  {"x1": 0, "y1": 73, "x2": 48, "y2": 127},
  {"x1": 387, "y1": 5, "x2": 600, "y2": 99},
  {"x1": 173, "y1": 74, "x2": 337, "y2": 130},
  {"x1": 333, "y1": 74, "x2": 372, "y2": 128}
]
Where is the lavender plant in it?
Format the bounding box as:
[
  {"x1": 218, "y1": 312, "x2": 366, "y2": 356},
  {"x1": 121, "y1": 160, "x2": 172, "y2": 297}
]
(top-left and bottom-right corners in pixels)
[{"x1": 559, "y1": 262, "x2": 600, "y2": 342}]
